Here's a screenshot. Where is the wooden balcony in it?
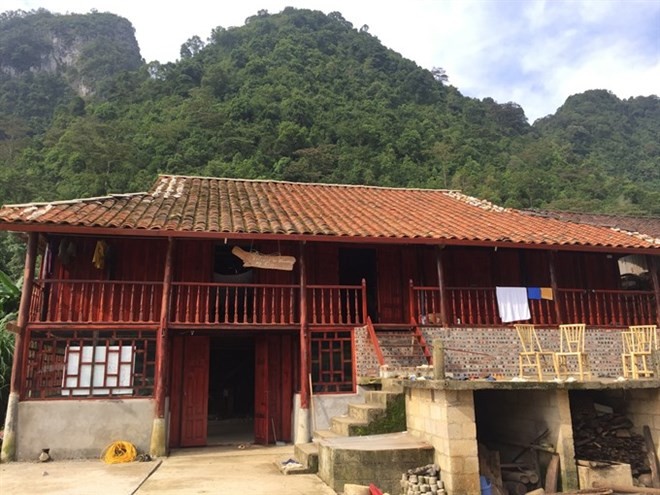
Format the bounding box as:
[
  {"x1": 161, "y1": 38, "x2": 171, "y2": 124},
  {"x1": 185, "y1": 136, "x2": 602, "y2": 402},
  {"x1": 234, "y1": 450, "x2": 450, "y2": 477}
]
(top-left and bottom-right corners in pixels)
[
  {"x1": 28, "y1": 279, "x2": 367, "y2": 329},
  {"x1": 410, "y1": 284, "x2": 657, "y2": 327}
]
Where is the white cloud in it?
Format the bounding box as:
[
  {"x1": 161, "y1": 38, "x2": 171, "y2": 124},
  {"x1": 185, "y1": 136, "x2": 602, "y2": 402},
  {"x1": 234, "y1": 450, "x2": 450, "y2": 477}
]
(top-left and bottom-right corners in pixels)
[{"x1": 2, "y1": 0, "x2": 659, "y2": 121}]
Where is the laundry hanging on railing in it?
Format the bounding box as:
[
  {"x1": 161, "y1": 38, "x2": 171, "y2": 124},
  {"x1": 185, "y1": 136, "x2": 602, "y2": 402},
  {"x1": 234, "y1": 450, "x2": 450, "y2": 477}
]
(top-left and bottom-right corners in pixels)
[
  {"x1": 526, "y1": 287, "x2": 554, "y2": 300},
  {"x1": 496, "y1": 286, "x2": 531, "y2": 323},
  {"x1": 231, "y1": 246, "x2": 296, "y2": 271}
]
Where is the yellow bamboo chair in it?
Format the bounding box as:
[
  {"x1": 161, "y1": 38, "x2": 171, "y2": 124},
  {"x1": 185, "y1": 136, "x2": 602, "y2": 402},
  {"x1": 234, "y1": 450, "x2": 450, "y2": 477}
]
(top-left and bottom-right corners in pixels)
[
  {"x1": 554, "y1": 324, "x2": 591, "y2": 380},
  {"x1": 621, "y1": 330, "x2": 635, "y2": 378},
  {"x1": 515, "y1": 324, "x2": 556, "y2": 381},
  {"x1": 628, "y1": 325, "x2": 658, "y2": 379}
]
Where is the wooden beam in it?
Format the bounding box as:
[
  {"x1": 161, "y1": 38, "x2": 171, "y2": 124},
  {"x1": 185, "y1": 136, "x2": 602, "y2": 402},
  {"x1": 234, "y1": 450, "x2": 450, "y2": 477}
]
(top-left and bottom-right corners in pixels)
[
  {"x1": 648, "y1": 255, "x2": 660, "y2": 327},
  {"x1": 155, "y1": 237, "x2": 174, "y2": 418},
  {"x1": 1, "y1": 223, "x2": 657, "y2": 255},
  {"x1": 435, "y1": 245, "x2": 449, "y2": 327},
  {"x1": 549, "y1": 250, "x2": 562, "y2": 325},
  {"x1": 10, "y1": 232, "x2": 38, "y2": 396},
  {"x1": 299, "y1": 241, "x2": 309, "y2": 409}
]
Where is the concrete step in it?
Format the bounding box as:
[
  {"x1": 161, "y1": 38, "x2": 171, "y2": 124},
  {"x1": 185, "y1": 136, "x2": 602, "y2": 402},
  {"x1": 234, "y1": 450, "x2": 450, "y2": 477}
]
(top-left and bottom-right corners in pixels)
[
  {"x1": 331, "y1": 415, "x2": 368, "y2": 436},
  {"x1": 313, "y1": 429, "x2": 341, "y2": 441},
  {"x1": 277, "y1": 442, "x2": 319, "y2": 475},
  {"x1": 380, "y1": 378, "x2": 404, "y2": 393},
  {"x1": 363, "y1": 390, "x2": 401, "y2": 407},
  {"x1": 348, "y1": 402, "x2": 386, "y2": 423}
]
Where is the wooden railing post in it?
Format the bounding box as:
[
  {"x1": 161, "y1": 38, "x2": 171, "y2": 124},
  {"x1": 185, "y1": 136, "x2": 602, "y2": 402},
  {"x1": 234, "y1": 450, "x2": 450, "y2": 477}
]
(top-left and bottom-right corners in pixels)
[
  {"x1": 648, "y1": 255, "x2": 660, "y2": 327},
  {"x1": 549, "y1": 250, "x2": 562, "y2": 324},
  {"x1": 408, "y1": 279, "x2": 415, "y2": 322},
  {"x1": 435, "y1": 245, "x2": 448, "y2": 327}
]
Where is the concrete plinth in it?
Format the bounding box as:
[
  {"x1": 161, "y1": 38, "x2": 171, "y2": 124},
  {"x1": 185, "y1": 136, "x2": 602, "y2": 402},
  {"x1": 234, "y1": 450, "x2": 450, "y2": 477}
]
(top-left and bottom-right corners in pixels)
[{"x1": 317, "y1": 432, "x2": 433, "y2": 494}]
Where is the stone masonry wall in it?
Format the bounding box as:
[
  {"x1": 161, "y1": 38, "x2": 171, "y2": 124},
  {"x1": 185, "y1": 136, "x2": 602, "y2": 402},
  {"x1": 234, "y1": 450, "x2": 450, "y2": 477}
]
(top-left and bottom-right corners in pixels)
[
  {"x1": 356, "y1": 325, "x2": 631, "y2": 378},
  {"x1": 406, "y1": 387, "x2": 480, "y2": 495}
]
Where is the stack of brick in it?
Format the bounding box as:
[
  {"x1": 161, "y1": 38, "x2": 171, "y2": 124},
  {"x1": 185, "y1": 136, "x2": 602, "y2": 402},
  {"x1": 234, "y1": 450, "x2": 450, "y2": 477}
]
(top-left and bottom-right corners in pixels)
[{"x1": 400, "y1": 464, "x2": 445, "y2": 494}]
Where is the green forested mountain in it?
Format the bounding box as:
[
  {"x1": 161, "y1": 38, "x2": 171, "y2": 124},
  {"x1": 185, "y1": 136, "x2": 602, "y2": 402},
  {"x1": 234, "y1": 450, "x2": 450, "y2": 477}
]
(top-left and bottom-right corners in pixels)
[{"x1": 0, "y1": 7, "x2": 658, "y2": 227}]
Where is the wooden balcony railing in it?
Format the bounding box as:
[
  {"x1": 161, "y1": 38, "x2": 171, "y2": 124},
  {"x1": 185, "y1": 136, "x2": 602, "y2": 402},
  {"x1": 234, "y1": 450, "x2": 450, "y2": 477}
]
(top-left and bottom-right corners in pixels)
[
  {"x1": 410, "y1": 282, "x2": 657, "y2": 327},
  {"x1": 307, "y1": 281, "x2": 367, "y2": 326},
  {"x1": 556, "y1": 289, "x2": 656, "y2": 327},
  {"x1": 169, "y1": 282, "x2": 299, "y2": 326},
  {"x1": 30, "y1": 279, "x2": 163, "y2": 324},
  {"x1": 28, "y1": 279, "x2": 368, "y2": 328}
]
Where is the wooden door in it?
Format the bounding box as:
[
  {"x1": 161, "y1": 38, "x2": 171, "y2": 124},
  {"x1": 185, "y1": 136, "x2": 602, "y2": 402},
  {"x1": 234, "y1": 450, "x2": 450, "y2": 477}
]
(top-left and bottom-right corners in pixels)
[
  {"x1": 377, "y1": 247, "x2": 404, "y2": 322},
  {"x1": 181, "y1": 336, "x2": 210, "y2": 447},
  {"x1": 254, "y1": 338, "x2": 269, "y2": 444}
]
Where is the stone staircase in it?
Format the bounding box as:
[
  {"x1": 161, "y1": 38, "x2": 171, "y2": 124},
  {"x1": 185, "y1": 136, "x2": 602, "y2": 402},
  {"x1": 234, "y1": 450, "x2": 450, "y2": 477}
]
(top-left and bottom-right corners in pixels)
[
  {"x1": 376, "y1": 329, "x2": 430, "y2": 368},
  {"x1": 280, "y1": 379, "x2": 412, "y2": 471},
  {"x1": 279, "y1": 379, "x2": 434, "y2": 492}
]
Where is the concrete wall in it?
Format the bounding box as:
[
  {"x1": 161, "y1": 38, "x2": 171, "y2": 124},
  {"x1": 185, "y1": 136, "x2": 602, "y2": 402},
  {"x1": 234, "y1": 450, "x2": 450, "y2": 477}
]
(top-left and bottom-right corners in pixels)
[
  {"x1": 312, "y1": 387, "x2": 367, "y2": 431},
  {"x1": 406, "y1": 387, "x2": 480, "y2": 495},
  {"x1": 17, "y1": 399, "x2": 155, "y2": 460}
]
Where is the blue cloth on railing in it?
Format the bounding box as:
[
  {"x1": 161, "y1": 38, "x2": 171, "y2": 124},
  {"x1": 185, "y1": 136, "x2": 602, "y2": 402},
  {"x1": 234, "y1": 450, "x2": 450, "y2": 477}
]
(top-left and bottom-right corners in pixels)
[{"x1": 527, "y1": 287, "x2": 542, "y2": 300}]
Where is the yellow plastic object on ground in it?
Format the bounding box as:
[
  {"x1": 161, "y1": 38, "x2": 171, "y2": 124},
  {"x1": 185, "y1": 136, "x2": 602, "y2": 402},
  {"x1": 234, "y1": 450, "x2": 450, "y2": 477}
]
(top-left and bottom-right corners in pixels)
[{"x1": 101, "y1": 440, "x2": 137, "y2": 464}]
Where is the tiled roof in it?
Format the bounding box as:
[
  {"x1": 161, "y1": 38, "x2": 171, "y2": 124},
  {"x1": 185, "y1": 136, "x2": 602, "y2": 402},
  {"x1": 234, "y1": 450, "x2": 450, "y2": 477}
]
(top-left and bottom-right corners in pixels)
[
  {"x1": 0, "y1": 175, "x2": 657, "y2": 250},
  {"x1": 526, "y1": 210, "x2": 660, "y2": 241}
]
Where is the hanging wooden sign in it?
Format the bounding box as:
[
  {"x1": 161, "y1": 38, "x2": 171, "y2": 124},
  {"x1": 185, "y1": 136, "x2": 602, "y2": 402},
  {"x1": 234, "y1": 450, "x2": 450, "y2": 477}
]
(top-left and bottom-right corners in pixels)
[{"x1": 231, "y1": 246, "x2": 296, "y2": 271}]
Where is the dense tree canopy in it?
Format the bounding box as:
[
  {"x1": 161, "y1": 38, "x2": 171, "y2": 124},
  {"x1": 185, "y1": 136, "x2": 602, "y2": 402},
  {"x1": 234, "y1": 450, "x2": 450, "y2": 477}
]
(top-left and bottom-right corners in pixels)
[{"x1": 0, "y1": 8, "x2": 658, "y2": 274}]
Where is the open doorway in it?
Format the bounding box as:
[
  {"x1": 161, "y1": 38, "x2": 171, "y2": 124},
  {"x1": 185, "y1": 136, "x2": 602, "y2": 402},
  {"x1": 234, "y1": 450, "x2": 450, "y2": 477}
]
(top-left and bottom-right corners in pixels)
[
  {"x1": 207, "y1": 336, "x2": 255, "y2": 445},
  {"x1": 339, "y1": 248, "x2": 378, "y2": 321}
]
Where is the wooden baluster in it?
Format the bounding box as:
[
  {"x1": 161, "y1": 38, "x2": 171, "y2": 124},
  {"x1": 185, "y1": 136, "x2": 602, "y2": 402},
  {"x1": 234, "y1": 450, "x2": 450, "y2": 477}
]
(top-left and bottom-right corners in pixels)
[
  {"x1": 185, "y1": 285, "x2": 192, "y2": 323},
  {"x1": 261, "y1": 286, "x2": 267, "y2": 324},
  {"x1": 458, "y1": 289, "x2": 465, "y2": 325},
  {"x1": 353, "y1": 289, "x2": 359, "y2": 325},
  {"x1": 615, "y1": 292, "x2": 624, "y2": 326},
  {"x1": 230, "y1": 286, "x2": 237, "y2": 324},
  {"x1": 339, "y1": 288, "x2": 346, "y2": 325},
  {"x1": 213, "y1": 285, "x2": 220, "y2": 324},
  {"x1": 475, "y1": 289, "x2": 482, "y2": 325},
  {"x1": 138, "y1": 283, "x2": 146, "y2": 322},
  {"x1": 223, "y1": 286, "x2": 229, "y2": 324},
  {"x1": 321, "y1": 288, "x2": 327, "y2": 325},
  {"x1": 129, "y1": 284, "x2": 137, "y2": 323},
  {"x1": 88, "y1": 283, "x2": 96, "y2": 322},
  {"x1": 197, "y1": 285, "x2": 203, "y2": 324},
  {"x1": 330, "y1": 288, "x2": 336, "y2": 325},
  {"x1": 289, "y1": 287, "x2": 295, "y2": 324},
  {"x1": 490, "y1": 290, "x2": 498, "y2": 325}
]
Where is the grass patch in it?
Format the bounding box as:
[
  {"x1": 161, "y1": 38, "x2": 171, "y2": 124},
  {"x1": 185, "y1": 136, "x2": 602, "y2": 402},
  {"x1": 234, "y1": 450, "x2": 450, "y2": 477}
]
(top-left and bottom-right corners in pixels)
[{"x1": 353, "y1": 394, "x2": 406, "y2": 436}]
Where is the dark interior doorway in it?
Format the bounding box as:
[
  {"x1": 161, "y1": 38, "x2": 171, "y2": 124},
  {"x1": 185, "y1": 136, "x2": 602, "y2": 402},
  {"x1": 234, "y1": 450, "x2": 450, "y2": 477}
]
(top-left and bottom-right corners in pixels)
[
  {"x1": 207, "y1": 336, "x2": 255, "y2": 445},
  {"x1": 339, "y1": 248, "x2": 378, "y2": 322}
]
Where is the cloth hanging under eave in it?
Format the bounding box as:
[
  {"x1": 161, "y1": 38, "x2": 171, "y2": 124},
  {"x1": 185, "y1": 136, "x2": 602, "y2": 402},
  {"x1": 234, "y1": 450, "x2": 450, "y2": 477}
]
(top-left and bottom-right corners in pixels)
[
  {"x1": 92, "y1": 240, "x2": 109, "y2": 269},
  {"x1": 496, "y1": 287, "x2": 531, "y2": 323},
  {"x1": 540, "y1": 287, "x2": 553, "y2": 300}
]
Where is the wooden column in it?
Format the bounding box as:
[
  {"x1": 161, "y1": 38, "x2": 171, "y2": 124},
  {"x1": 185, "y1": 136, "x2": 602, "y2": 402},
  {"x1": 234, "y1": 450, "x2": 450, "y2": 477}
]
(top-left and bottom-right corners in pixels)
[
  {"x1": 9, "y1": 232, "x2": 38, "y2": 396},
  {"x1": 648, "y1": 255, "x2": 660, "y2": 327},
  {"x1": 299, "y1": 241, "x2": 309, "y2": 408},
  {"x1": 435, "y1": 245, "x2": 449, "y2": 327},
  {"x1": 155, "y1": 238, "x2": 174, "y2": 418},
  {"x1": 549, "y1": 250, "x2": 562, "y2": 324},
  {"x1": 1, "y1": 232, "x2": 38, "y2": 462},
  {"x1": 150, "y1": 238, "x2": 174, "y2": 457}
]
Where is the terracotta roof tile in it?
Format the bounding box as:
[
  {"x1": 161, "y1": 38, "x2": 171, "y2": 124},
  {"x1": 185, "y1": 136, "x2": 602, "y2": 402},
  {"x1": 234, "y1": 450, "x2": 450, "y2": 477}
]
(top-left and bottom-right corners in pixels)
[{"x1": 0, "y1": 175, "x2": 657, "y2": 251}]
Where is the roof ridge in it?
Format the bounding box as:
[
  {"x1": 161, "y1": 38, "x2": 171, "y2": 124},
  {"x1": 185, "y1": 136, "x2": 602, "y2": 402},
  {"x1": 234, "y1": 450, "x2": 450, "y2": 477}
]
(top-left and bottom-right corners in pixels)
[
  {"x1": 155, "y1": 174, "x2": 460, "y2": 194},
  {"x1": 2, "y1": 192, "x2": 146, "y2": 209}
]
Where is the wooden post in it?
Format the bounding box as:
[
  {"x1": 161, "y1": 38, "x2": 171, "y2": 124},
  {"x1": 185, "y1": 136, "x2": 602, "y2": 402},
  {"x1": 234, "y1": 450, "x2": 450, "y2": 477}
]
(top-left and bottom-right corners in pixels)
[
  {"x1": 155, "y1": 237, "x2": 174, "y2": 417},
  {"x1": 150, "y1": 237, "x2": 174, "y2": 457},
  {"x1": 9, "y1": 232, "x2": 37, "y2": 395},
  {"x1": 1, "y1": 232, "x2": 38, "y2": 462},
  {"x1": 299, "y1": 241, "x2": 309, "y2": 409},
  {"x1": 435, "y1": 245, "x2": 448, "y2": 327},
  {"x1": 648, "y1": 255, "x2": 660, "y2": 327},
  {"x1": 433, "y1": 339, "x2": 445, "y2": 380},
  {"x1": 549, "y1": 250, "x2": 562, "y2": 324},
  {"x1": 361, "y1": 278, "x2": 368, "y2": 323}
]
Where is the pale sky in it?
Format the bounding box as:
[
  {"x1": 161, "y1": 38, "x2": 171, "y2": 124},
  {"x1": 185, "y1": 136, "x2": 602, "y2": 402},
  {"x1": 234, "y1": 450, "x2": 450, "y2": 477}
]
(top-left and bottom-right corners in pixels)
[{"x1": 4, "y1": 0, "x2": 660, "y2": 122}]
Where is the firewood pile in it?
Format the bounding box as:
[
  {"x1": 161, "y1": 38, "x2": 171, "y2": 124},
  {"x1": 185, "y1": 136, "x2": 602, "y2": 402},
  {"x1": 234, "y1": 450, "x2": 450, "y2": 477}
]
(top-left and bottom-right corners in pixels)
[{"x1": 572, "y1": 410, "x2": 648, "y2": 477}]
